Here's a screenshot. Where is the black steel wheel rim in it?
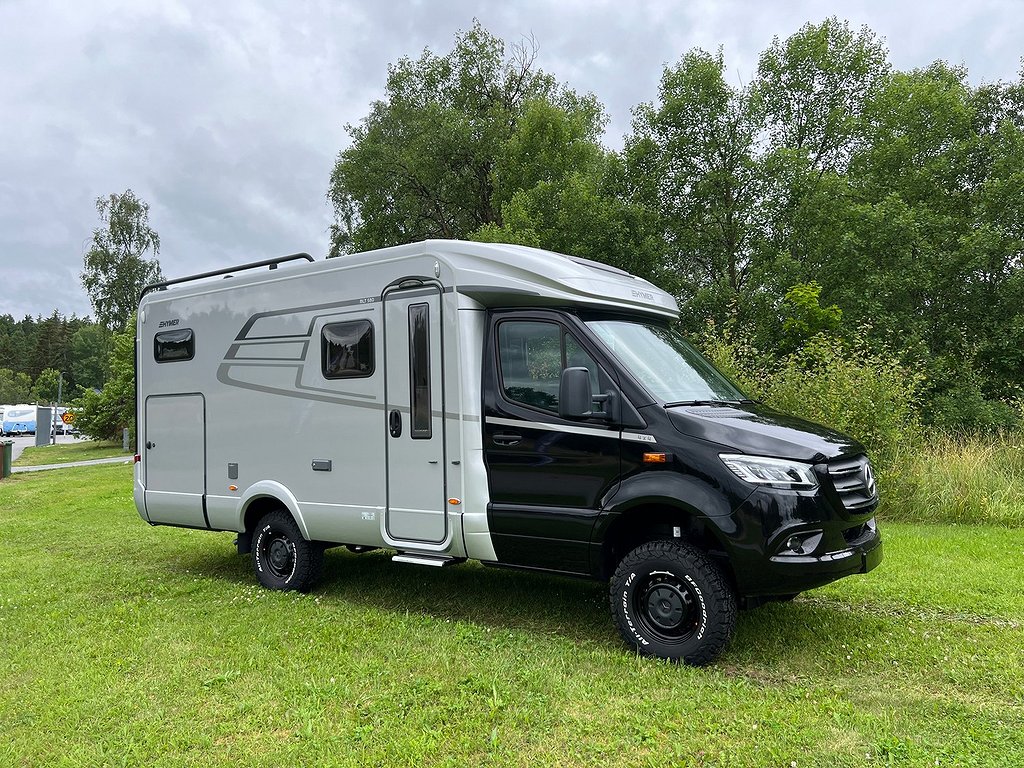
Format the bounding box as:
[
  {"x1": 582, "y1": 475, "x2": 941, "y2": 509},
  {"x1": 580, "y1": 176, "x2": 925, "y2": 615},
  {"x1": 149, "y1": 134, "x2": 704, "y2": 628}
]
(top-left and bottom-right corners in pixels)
[
  {"x1": 265, "y1": 534, "x2": 294, "y2": 578},
  {"x1": 634, "y1": 573, "x2": 699, "y2": 643}
]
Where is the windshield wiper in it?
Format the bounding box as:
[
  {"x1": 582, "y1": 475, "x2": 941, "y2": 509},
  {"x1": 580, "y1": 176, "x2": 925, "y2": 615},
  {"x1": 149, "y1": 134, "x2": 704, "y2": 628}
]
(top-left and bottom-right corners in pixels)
[{"x1": 663, "y1": 398, "x2": 760, "y2": 408}]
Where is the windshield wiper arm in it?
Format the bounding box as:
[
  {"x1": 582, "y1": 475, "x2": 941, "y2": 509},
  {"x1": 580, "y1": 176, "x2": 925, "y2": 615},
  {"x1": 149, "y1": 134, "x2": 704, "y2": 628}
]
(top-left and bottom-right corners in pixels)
[
  {"x1": 663, "y1": 398, "x2": 761, "y2": 408},
  {"x1": 664, "y1": 399, "x2": 738, "y2": 407}
]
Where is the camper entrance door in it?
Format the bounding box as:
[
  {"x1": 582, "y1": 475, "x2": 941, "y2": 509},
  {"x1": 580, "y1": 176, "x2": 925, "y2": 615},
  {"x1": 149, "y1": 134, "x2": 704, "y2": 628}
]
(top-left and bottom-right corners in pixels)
[{"x1": 383, "y1": 285, "x2": 447, "y2": 544}]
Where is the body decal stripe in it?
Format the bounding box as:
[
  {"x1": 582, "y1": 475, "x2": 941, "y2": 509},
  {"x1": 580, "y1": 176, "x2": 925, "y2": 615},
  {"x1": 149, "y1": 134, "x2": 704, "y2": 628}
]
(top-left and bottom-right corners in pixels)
[{"x1": 485, "y1": 416, "x2": 654, "y2": 443}]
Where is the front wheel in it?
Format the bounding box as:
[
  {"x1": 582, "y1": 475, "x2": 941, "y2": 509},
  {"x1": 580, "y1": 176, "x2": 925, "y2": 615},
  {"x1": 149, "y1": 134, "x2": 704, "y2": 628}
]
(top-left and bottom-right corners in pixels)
[
  {"x1": 610, "y1": 539, "x2": 737, "y2": 665},
  {"x1": 252, "y1": 510, "x2": 323, "y2": 592}
]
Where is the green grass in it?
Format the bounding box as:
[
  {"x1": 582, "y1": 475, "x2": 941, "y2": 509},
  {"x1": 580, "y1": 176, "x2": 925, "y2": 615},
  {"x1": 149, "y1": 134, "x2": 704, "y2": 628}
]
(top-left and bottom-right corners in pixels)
[
  {"x1": 1, "y1": 464, "x2": 1022, "y2": 766},
  {"x1": 881, "y1": 431, "x2": 1024, "y2": 527},
  {"x1": 12, "y1": 439, "x2": 129, "y2": 467}
]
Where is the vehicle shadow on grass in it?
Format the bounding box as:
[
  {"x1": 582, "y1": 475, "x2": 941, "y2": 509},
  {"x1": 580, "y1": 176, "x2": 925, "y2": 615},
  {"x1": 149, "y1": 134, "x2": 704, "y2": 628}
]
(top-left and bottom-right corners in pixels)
[{"x1": 174, "y1": 543, "x2": 872, "y2": 666}]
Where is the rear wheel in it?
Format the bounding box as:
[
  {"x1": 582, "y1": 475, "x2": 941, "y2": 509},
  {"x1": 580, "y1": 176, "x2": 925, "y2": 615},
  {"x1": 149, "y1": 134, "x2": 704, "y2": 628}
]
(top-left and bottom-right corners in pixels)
[
  {"x1": 252, "y1": 510, "x2": 323, "y2": 592},
  {"x1": 610, "y1": 539, "x2": 737, "y2": 665}
]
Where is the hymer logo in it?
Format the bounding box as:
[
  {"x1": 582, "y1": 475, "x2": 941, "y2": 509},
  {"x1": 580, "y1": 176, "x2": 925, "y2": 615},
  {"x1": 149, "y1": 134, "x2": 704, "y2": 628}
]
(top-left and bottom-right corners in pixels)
[
  {"x1": 158, "y1": 319, "x2": 180, "y2": 328},
  {"x1": 631, "y1": 289, "x2": 655, "y2": 301}
]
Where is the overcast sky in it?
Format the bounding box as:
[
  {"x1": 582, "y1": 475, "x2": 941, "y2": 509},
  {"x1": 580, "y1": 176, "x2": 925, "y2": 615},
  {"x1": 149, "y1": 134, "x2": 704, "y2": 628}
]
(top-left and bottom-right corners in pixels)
[{"x1": 1, "y1": 0, "x2": 1021, "y2": 322}]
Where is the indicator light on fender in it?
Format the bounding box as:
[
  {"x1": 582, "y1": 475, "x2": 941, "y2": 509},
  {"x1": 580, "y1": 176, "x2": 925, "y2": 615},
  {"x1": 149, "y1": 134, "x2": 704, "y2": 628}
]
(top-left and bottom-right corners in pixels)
[
  {"x1": 643, "y1": 452, "x2": 669, "y2": 463},
  {"x1": 229, "y1": 485, "x2": 238, "y2": 491},
  {"x1": 448, "y1": 498, "x2": 461, "y2": 505}
]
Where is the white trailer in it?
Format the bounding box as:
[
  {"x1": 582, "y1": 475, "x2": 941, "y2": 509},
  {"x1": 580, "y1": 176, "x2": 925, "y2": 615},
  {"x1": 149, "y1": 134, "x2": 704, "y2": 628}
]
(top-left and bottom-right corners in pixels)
[{"x1": 135, "y1": 239, "x2": 881, "y2": 664}]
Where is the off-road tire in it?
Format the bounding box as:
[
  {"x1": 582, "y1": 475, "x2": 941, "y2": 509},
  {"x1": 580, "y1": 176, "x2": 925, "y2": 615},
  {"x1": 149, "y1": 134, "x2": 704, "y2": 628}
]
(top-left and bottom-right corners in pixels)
[
  {"x1": 610, "y1": 539, "x2": 737, "y2": 665},
  {"x1": 252, "y1": 510, "x2": 323, "y2": 592}
]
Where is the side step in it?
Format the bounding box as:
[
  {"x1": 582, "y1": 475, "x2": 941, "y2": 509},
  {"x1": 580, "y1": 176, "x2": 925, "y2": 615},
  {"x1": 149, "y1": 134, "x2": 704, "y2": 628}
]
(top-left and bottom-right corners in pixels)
[{"x1": 392, "y1": 553, "x2": 460, "y2": 568}]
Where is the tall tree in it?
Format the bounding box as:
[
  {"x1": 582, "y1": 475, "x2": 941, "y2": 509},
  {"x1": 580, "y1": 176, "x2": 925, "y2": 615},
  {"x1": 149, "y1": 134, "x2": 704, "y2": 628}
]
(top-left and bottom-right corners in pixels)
[
  {"x1": 327, "y1": 22, "x2": 608, "y2": 256},
  {"x1": 625, "y1": 48, "x2": 762, "y2": 327},
  {"x1": 81, "y1": 189, "x2": 163, "y2": 331}
]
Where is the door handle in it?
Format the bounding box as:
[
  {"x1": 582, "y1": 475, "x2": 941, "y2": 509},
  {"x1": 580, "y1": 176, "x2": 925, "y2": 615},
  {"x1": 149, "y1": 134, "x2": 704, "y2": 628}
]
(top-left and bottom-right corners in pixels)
[
  {"x1": 146, "y1": 441, "x2": 156, "y2": 449},
  {"x1": 388, "y1": 410, "x2": 402, "y2": 438},
  {"x1": 492, "y1": 432, "x2": 522, "y2": 446}
]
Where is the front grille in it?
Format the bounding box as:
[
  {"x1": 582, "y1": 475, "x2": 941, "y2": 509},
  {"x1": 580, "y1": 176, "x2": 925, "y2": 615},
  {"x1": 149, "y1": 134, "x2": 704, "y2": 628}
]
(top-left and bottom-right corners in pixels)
[{"x1": 827, "y1": 455, "x2": 878, "y2": 512}]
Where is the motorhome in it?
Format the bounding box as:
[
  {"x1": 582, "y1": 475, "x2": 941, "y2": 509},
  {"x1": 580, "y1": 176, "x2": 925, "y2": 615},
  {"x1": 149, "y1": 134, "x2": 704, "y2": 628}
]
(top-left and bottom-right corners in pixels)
[{"x1": 134, "y1": 240, "x2": 882, "y2": 665}]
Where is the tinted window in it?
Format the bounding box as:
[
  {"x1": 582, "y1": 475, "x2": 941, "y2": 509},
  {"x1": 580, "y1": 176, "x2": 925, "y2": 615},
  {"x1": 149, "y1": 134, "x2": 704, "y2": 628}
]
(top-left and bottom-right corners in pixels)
[
  {"x1": 322, "y1": 320, "x2": 374, "y2": 379},
  {"x1": 409, "y1": 303, "x2": 431, "y2": 438},
  {"x1": 155, "y1": 329, "x2": 194, "y2": 362},
  {"x1": 497, "y1": 321, "x2": 599, "y2": 413}
]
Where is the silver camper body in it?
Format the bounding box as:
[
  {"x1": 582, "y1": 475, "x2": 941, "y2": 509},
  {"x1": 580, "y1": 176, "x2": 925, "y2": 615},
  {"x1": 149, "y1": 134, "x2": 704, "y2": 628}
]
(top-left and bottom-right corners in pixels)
[{"x1": 134, "y1": 240, "x2": 677, "y2": 563}]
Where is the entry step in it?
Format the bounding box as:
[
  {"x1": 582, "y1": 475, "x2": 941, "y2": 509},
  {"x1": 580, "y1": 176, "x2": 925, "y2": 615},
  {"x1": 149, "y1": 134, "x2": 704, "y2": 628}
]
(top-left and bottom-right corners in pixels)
[{"x1": 392, "y1": 553, "x2": 460, "y2": 567}]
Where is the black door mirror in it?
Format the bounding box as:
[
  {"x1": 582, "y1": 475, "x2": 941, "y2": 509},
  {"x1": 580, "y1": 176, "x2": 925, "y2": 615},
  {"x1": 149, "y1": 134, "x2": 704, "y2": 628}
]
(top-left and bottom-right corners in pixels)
[{"x1": 559, "y1": 367, "x2": 613, "y2": 421}]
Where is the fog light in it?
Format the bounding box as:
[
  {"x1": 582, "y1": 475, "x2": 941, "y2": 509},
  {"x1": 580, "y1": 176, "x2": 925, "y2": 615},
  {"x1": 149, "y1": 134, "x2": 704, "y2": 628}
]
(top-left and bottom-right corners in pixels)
[{"x1": 786, "y1": 535, "x2": 804, "y2": 553}]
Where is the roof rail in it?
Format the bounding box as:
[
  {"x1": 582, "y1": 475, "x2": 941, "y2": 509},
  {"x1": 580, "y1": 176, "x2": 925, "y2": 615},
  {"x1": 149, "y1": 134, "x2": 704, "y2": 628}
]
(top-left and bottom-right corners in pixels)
[{"x1": 140, "y1": 252, "x2": 315, "y2": 299}]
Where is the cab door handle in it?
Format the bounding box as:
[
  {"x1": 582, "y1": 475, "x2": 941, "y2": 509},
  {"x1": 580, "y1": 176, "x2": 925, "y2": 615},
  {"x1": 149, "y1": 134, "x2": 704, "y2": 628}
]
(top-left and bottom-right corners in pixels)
[
  {"x1": 492, "y1": 432, "x2": 522, "y2": 446},
  {"x1": 388, "y1": 410, "x2": 402, "y2": 438}
]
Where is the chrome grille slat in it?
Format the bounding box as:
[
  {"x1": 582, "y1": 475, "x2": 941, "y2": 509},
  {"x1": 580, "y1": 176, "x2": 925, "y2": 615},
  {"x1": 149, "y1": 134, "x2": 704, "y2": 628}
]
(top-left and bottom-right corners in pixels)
[{"x1": 827, "y1": 455, "x2": 878, "y2": 510}]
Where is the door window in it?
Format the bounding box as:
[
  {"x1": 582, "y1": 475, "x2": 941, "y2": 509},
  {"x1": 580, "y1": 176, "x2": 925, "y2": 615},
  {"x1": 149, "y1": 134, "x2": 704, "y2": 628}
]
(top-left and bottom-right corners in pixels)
[
  {"x1": 408, "y1": 303, "x2": 432, "y2": 439},
  {"x1": 497, "y1": 321, "x2": 599, "y2": 413}
]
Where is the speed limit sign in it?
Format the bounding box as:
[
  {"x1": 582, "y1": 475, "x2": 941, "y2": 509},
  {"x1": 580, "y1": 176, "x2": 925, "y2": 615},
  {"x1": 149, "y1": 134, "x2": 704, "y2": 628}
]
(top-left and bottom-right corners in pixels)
[{"x1": 61, "y1": 411, "x2": 74, "y2": 424}]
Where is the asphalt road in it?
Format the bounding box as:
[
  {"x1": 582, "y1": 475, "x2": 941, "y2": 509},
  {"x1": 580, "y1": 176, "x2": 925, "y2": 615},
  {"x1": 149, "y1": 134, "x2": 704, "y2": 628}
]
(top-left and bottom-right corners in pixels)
[{"x1": 5, "y1": 433, "x2": 81, "y2": 463}]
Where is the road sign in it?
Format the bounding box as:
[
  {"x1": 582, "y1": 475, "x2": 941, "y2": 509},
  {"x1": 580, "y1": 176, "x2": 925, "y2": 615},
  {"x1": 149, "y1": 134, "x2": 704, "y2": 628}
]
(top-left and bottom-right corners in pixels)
[{"x1": 61, "y1": 411, "x2": 74, "y2": 424}]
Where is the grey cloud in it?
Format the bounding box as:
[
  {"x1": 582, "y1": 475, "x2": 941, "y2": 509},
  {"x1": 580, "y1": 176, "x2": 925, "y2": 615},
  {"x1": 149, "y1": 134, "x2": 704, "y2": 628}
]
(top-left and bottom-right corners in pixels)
[{"x1": 1, "y1": 0, "x2": 1021, "y2": 322}]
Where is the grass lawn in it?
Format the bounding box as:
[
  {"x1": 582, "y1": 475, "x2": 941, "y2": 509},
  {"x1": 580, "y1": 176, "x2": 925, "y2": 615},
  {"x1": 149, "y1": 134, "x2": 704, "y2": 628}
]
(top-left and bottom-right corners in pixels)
[
  {"x1": 1, "y1": 464, "x2": 1021, "y2": 767},
  {"x1": 12, "y1": 439, "x2": 129, "y2": 467}
]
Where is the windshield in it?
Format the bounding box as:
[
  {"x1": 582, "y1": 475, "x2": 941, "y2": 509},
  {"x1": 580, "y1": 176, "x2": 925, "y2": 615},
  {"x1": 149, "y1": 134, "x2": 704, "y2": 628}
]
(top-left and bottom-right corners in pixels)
[{"x1": 585, "y1": 320, "x2": 746, "y2": 404}]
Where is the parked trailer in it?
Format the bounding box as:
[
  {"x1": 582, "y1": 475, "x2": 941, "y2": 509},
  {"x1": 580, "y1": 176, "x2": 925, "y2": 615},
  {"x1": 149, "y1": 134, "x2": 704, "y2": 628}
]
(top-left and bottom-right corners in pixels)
[
  {"x1": 2, "y1": 405, "x2": 37, "y2": 436},
  {"x1": 134, "y1": 240, "x2": 882, "y2": 664}
]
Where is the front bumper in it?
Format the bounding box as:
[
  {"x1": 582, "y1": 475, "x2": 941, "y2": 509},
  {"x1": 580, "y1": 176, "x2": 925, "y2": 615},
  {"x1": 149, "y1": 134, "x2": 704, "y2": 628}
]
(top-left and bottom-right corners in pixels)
[{"x1": 718, "y1": 486, "x2": 883, "y2": 596}]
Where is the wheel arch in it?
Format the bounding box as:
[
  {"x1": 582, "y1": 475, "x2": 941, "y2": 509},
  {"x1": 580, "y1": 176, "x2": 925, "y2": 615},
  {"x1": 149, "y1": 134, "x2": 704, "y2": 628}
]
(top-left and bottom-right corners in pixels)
[
  {"x1": 235, "y1": 481, "x2": 310, "y2": 553},
  {"x1": 594, "y1": 500, "x2": 738, "y2": 589}
]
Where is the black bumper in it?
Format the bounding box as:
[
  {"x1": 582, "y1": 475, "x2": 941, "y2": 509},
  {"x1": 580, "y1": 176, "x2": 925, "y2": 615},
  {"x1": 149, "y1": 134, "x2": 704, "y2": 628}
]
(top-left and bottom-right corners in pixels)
[{"x1": 716, "y1": 487, "x2": 883, "y2": 597}]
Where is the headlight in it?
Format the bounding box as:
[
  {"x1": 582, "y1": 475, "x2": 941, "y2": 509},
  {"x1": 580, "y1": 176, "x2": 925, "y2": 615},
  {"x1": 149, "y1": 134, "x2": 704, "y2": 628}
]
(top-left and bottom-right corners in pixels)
[{"x1": 719, "y1": 454, "x2": 818, "y2": 489}]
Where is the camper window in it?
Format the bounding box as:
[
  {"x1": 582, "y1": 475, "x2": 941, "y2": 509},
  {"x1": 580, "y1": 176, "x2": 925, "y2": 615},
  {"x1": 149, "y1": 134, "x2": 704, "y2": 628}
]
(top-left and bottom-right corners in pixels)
[
  {"x1": 322, "y1": 320, "x2": 374, "y2": 379},
  {"x1": 154, "y1": 328, "x2": 195, "y2": 362}
]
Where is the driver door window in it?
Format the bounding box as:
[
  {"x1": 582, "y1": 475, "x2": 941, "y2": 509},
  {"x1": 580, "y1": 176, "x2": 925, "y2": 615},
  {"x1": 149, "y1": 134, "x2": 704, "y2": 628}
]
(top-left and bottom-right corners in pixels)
[{"x1": 497, "y1": 320, "x2": 599, "y2": 414}]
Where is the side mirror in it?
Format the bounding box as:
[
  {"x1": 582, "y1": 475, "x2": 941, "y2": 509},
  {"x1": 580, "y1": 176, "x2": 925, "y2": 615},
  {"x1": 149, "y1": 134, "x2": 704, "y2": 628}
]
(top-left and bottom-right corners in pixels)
[{"x1": 558, "y1": 367, "x2": 612, "y2": 421}]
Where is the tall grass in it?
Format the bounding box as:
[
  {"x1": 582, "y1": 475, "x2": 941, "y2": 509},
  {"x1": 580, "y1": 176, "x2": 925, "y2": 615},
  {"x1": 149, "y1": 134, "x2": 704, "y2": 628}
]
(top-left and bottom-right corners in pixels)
[
  {"x1": 700, "y1": 326, "x2": 1024, "y2": 527},
  {"x1": 893, "y1": 431, "x2": 1024, "y2": 526}
]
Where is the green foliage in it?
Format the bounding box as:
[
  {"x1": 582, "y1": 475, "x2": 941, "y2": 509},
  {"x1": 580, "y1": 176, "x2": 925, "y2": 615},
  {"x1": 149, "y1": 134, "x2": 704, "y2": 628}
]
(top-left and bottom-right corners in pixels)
[
  {"x1": 328, "y1": 22, "x2": 603, "y2": 254},
  {"x1": 69, "y1": 322, "x2": 111, "y2": 391},
  {"x1": 0, "y1": 367, "x2": 32, "y2": 403},
  {"x1": 81, "y1": 189, "x2": 163, "y2": 332},
  {"x1": 30, "y1": 368, "x2": 63, "y2": 404},
  {"x1": 779, "y1": 281, "x2": 842, "y2": 351},
  {"x1": 70, "y1": 322, "x2": 135, "y2": 444},
  {"x1": 625, "y1": 47, "x2": 761, "y2": 311},
  {"x1": 894, "y1": 431, "x2": 1024, "y2": 526}
]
